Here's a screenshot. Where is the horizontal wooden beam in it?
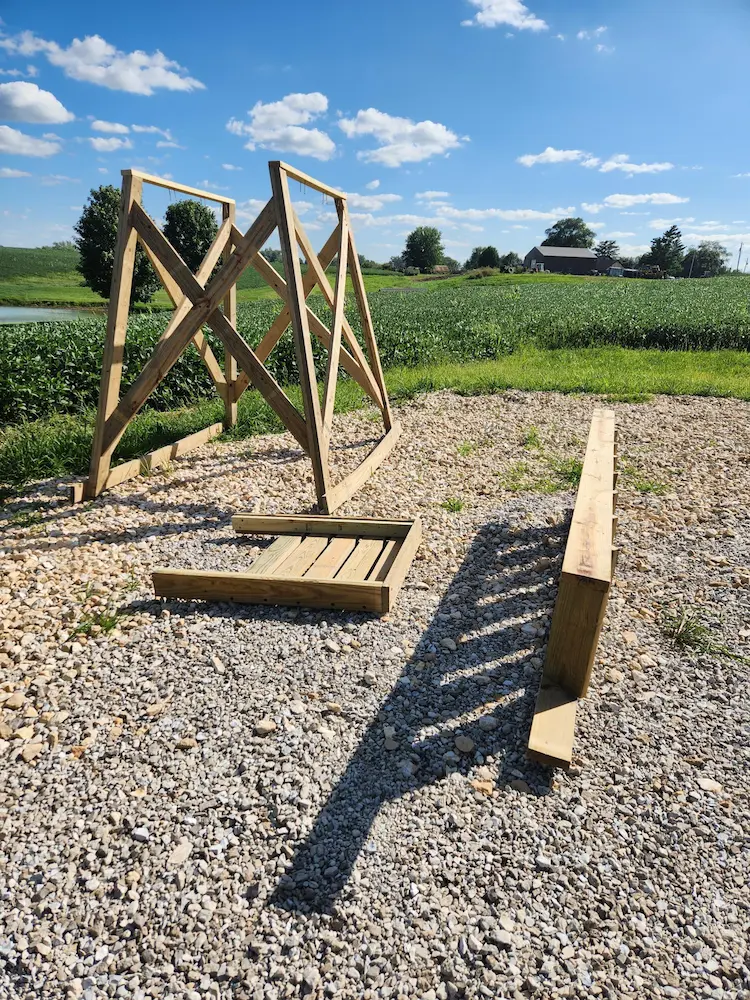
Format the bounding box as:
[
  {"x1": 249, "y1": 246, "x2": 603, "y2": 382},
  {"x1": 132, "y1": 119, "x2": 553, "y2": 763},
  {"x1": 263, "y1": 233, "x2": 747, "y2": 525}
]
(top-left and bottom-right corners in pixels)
[
  {"x1": 274, "y1": 161, "x2": 346, "y2": 201},
  {"x1": 324, "y1": 421, "x2": 402, "y2": 514},
  {"x1": 527, "y1": 683, "x2": 577, "y2": 770},
  {"x1": 152, "y1": 568, "x2": 386, "y2": 613},
  {"x1": 231, "y1": 513, "x2": 414, "y2": 539},
  {"x1": 125, "y1": 169, "x2": 234, "y2": 205}
]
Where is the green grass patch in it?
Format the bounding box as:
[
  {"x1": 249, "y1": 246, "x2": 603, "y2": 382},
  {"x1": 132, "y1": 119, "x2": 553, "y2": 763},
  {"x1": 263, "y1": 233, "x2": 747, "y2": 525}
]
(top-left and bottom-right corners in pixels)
[{"x1": 440, "y1": 497, "x2": 465, "y2": 512}]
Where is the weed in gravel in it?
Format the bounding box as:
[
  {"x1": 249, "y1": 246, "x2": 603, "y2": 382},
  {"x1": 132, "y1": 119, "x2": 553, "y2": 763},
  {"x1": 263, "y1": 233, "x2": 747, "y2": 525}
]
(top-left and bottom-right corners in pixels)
[
  {"x1": 662, "y1": 606, "x2": 750, "y2": 664},
  {"x1": 522, "y1": 426, "x2": 542, "y2": 450},
  {"x1": 72, "y1": 608, "x2": 121, "y2": 637},
  {"x1": 441, "y1": 497, "x2": 465, "y2": 512},
  {"x1": 457, "y1": 441, "x2": 475, "y2": 457},
  {"x1": 622, "y1": 461, "x2": 669, "y2": 494}
]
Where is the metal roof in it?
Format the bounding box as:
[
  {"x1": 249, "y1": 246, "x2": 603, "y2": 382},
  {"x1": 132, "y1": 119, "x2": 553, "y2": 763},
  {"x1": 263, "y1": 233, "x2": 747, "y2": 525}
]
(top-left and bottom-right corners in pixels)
[{"x1": 527, "y1": 246, "x2": 597, "y2": 258}]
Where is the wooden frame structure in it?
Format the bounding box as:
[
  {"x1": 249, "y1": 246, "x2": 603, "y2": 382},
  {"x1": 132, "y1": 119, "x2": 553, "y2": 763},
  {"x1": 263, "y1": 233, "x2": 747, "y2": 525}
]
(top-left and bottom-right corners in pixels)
[
  {"x1": 153, "y1": 515, "x2": 422, "y2": 614},
  {"x1": 74, "y1": 163, "x2": 399, "y2": 512},
  {"x1": 527, "y1": 409, "x2": 619, "y2": 768}
]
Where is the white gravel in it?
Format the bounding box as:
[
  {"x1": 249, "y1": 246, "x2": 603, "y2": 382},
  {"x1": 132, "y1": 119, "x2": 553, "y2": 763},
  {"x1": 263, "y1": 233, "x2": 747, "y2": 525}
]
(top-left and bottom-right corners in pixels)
[{"x1": 1, "y1": 390, "x2": 749, "y2": 999}]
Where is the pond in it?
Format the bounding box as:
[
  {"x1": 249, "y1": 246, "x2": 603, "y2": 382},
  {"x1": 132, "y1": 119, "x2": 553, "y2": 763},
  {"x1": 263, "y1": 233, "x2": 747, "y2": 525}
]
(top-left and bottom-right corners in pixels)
[{"x1": 0, "y1": 306, "x2": 90, "y2": 325}]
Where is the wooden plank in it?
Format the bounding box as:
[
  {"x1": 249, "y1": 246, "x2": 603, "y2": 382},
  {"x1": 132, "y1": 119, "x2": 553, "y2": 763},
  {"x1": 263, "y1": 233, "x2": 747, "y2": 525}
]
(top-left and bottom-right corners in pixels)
[
  {"x1": 369, "y1": 539, "x2": 400, "y2": 581},
  {"x1": 321, "y1": 207, "x2": 348, "y2": 457},
  {"x1": 273, "y1": 160, "x2": 346, "y2": 200},
  {"x1": 102, "y1": 423, "x2": 223, "y2": 491},
  {"x1": 127, "y1": 169, "x2": 234, "y2": 205},
  {"x1": 324, "y1": 421, "x2": 402, "y2": 514},
  {"x1": 347, "y1": 220, "x2": 393, "y2": 431},
  {"x1": 152, "y1": 568, "x2": 385, "y2": 612},
  {"x1": 247, "y1": 535, "x2": 303, "y2": 576},
  {"x1": 381, "y1": 518, "x2": 423, "y2": 609},
  {"x1": 100, "y1": 200, "x2": 276, "y2": 456},
  {"x1": 231, "y1": 514, "x2": 413, "y2": 539},
  {"x1": 527, "y1": 682, "x2": 578, "y2": 769},
  {"x1": 85, "y1": 172, "x2": 141, "y2": 498},
  {"x1": 336, "y1": 539, "x2": 385, "y2": 581},
  {"x1": 221, "y1": 202, "x2": 237, "y2": 428},
  {"x1": 274, "y1": 536, "x2": 330, "y2": 577},
  {"x1": 270, "y1": 162, "x2": 330, "y2": 506},
  {"x1": 306, "y1": 537, "x2": 357, "y2": 579}
]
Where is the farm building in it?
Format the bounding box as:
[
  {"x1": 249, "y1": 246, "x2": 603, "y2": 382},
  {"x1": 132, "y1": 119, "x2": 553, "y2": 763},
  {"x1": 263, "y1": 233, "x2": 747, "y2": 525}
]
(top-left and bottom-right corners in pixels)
[{"x1": 524, "y1": 245, "x2": 599, "y2": 275}]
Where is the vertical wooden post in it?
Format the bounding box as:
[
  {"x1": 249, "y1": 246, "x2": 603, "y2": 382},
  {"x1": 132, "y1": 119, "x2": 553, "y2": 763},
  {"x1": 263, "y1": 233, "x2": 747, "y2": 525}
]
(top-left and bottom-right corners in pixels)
[
  {"x1": 85, "y1": 171, "x2": 142, "y2": 499},
  {"x1": 320, "y1": 200, "x2": 348, "y2": 466},
  {"x1": 347, "y1": 217, "x2": 393, "y2": 431},
  {"x1": 222, "y1": 201, "x2": 238, "y2": 428},
  {"x1": 269, "y1": 161, "x2": 330, "y2": 509}
]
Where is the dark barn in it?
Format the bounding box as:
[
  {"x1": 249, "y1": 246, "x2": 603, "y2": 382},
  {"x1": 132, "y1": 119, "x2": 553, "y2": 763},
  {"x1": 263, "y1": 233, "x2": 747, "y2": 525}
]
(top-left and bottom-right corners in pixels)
[{"x1": 523, "y1": 245, "x2": 598, "y2": 275}]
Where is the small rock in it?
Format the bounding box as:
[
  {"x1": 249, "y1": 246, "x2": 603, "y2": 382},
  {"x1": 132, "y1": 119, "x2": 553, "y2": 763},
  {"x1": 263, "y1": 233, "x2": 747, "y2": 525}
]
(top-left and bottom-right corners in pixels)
[
  {"x1": 697, "y1": 777, "x2": 722, "y2": 794},
  {"x1": 535, "y1": 854, "x2": 553, "y2": 871},
  {"x1": 15, "y1": 725, "x2": 35, "y2": 741},
  {"x1": 255, "y1": 718, "x2": 277, "y2": 736},
  {"x1": 289, "y1": 700, "x2": 305, "y2": 715},
  {"x1": 455, "y1": 735, "x2": 475, "y2": 754},
  {"x1": 477, "y1": 716, "x2": 498, "y2": 732},
  {"x1": 496, "y1": 930, "x2": 513, "y2": 949},
  {"x1": 21, "y1": 742, "x2": 45, "y2": 762},
  {"x1": 362, "y1": 672, "x2": 377, "y2": 687},
  {"x1": 168, "y1": 840, "x2": 192, "y2": 866},
  {"x1": 211, "y1": 656, "x2": 226, "y2": 674},
  {"x1": 4, "y1": 691, "x2": 25, "y2": 710},
  {"x1": 325, "y1": 701, "x2": 343, "y2": 714},
  {"x1": 384, "y1": 737, "x2": 399, "y2": 751},
  {"x1": 131, "y1": 826, "x2": 150, "y2": 843},
  {"x1": 324, "y1": 638, "x2": 340, "y2": 654},
  {"x1": 176, "y1": 736, "x2": 198, "y2": 750},
  {"x1": 441, "y1": 637, "x2": 457, "y2": 651}
]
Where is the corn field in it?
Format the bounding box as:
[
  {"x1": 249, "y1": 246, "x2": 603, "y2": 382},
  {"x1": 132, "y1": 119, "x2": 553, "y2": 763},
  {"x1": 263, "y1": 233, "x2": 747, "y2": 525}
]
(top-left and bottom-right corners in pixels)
[{"x1": 1, "y1": 276, "x2": 749, "y2": 425}]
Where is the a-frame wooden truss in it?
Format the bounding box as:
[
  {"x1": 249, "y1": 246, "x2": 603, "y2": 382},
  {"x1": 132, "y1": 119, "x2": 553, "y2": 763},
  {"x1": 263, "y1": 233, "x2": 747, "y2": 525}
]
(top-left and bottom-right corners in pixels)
[{"x1": 75, "y1": 161, "x2": 400, "y2": 513}]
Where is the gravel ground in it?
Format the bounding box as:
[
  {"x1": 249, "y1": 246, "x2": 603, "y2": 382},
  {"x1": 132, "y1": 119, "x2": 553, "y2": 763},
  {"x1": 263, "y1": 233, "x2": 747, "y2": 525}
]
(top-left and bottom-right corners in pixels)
[{"x1": 1, "y1": 390, "x2": 749, "y2": 1000}]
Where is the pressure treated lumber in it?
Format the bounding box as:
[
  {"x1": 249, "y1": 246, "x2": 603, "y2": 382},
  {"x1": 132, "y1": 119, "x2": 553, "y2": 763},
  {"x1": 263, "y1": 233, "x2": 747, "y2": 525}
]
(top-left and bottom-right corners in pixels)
[
  {"x1": 152, "y1": 517, "x2": 422, "y2": 614},
  {"x1": 526, "y1": 408, "x2": 618, "y2": 769},
  {"x1": 75, "y1": 162, "x2": 398, "y2": 513}
]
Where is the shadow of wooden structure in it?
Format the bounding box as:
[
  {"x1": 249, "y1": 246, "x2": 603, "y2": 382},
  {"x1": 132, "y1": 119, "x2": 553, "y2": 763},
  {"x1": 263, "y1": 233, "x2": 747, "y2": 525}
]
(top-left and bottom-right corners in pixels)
[
  {"x1": 527, "y1": 408, "x2": 619, "y2": 768},
  {"x1": 71, "y1": 162, "x2": 398, "y2": 513}
]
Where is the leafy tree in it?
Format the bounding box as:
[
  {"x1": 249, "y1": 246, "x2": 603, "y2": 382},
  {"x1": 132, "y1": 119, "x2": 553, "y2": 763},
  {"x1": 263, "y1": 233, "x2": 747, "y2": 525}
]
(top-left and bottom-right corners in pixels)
[
  {"x1": 388, "y1": 253, "x2": 406, "y2": 272},
  {"x1": 50, "y1": 240, "x2": 75, "y2": 250},
  {"x1": 261, "y1": 248, "x2": 283, "y2": 264},
  {"x1": 442, "y1": 256, "x2": 462, "y2": 273},
  {"x1": 499, "y1": 251, "x2": 522, "y2": 272},
  {"x1": 542, "y1": 217, "x2": 596, "y2": 249},
  {"x1": 358, "y1": 252, "x2": 379, "y2": 269},
  {"x1": 618, "y1": 255, "x2": 638, "y2": 269},
  {"x1": 594, "y1": 239, "x2": 621, "y2": 259},
  {"x1": 74, "y1": 186, "x2": 159, "y2": 305},
  {"x1": 403, "y1": 226, "x2": 444, "y2": 271},
  {"x1": 163, "y1": 199, "x2": 219, "y2": 274},
  {"x1": 477, "y1": 245, "x2": 501, "y2": 268},
  {"x1": 682, "y1": 241, "x2": 730, "y2": 278},
  {"x1": 641, "y1": 224, "x2": 685, "y2": 275}
]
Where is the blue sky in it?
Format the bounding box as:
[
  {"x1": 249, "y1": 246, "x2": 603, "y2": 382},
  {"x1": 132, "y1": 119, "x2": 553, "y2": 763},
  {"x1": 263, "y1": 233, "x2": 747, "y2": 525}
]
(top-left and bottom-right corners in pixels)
[{"x1": 1, "y1": 0, "x2": 750, "y2": 265}]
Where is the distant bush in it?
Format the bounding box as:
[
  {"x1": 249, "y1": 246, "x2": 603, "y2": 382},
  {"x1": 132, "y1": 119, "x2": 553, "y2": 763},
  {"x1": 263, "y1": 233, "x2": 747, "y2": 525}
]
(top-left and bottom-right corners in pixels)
[
  {"x1": 465, "y1": 267, "x2": 501, "y2": 279},
  {"x1": 404, "y1": 266, "x2": 420, "y2": 276}
]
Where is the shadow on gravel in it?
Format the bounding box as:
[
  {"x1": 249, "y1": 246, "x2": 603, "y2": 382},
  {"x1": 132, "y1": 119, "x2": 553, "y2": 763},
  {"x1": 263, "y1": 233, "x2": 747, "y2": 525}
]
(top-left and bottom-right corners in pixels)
[{"x1": 271, "y1": 515, "x2": 563, "y2": 914}]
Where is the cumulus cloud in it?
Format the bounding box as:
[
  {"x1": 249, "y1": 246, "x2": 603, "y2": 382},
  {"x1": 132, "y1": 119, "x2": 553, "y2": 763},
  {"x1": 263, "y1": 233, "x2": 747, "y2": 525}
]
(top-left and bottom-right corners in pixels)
[
  {"x1": 365, "y1": 179, "x2": 380, "y2": 190},
  {"x1": 227, "y1": 92, "x2": 335, "y2": 161},
  {"x1": 338, "y1": 108, "x2": 466, "y2": 167},
  {"x1": 89, "y1": 136, "x2": 132, "y2": 152},
  {"x1": 416, "y1": 190, "x2": 450, "y2": 201},
  {"x1": 461, "y1": 0, "x2": 548, "y2": 30},
  {"x1": 0, "y1": 64, "x2": 38, "y2": 78},
  {"x1": 577, "y1": 26, "x2": 607, "y2": 40},
  {"x1": 92, "y1": 119, "x2": 129, "y2": 134},
  {"x1": 237, "y1": 197, "x2": 272, "y2": 224},
  {"x1": 0, "y1": 31, "x2": 204, "y2": 95},
  {"x1": 0, "y1": 124, "x2": 60, "y2": 156},
  {"x1": 603, "y1": 192, "x2": 689, "y2": 208},
  {"x1": 732, "y1": 172, "x2": 750, "y2": 179},
  {"x1": 648, "y1": 217, "x2": 695, "y2": 229},
  {"x1": 221, "y1": 163, "x2": 242, "y2": 171},
  {"x1": 347, "y1": 191, "x2": 402, "y2": 211},
  {"x1": 131, "y1": 124, "x2": 172, "y2": 139},
  {"x1": 581, "y1": 202, "x2": 603, "y2": 213},
  {"x1": 606, "y1": 231, "x2": 636, "y2": 238},
  {"x1": 519, "y1": 147, "x2": 672, "y2": 174},
  {"x1": 0, "y1": 166, "x2": 31, "y2": 177},
  {"x1": 436, "y1": 204, "x2": 576, "y2": 221},
  {"x1": 0, "y1": 81, "x2": 74, "y2": 123}
]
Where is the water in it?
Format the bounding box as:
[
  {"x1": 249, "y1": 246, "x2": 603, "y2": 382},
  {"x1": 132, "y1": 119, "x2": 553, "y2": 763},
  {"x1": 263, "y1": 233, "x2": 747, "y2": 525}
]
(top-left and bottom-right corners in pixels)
[{"x1": 0, "y1": 306, "x2": 88, "y2": 325}]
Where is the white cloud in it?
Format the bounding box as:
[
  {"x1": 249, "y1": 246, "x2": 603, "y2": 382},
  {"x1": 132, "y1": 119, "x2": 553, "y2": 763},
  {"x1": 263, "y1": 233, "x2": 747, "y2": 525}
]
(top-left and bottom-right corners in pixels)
[
  {"x1": 620, "y1": 210, "x2": 650, "y2": 216},
  {"x1": 0, "y1": 64, "x2": 38, "y2": 78},
  {"x1": 0, "y1": 166, "x2": 31, "y2": 177},
  {"x1": 131, "y1": 124, "x2": 172, "y2": 139},
  {"x1": 221, "y1": 163, "x2": 242, "y2": 171},
  {"x1": 97, "y1": 167, "x2": 108, "y2": 174},
  {"x1": 416, "y1": 190, "x2": 450, "y2": 200},
  {"x1": 41, "y1": 173, "x2": 79, "y2": 185},
  {"x1": 595, "y1": 44, "x2": 615, "y2": 54},
  {"x1": 599, "y1": 153, "x2": 673, "y2": 175},
  {"x1": 606, "y1": 231, "x2": 636, "y2": 238},
  {"x1": 0, "y1": 31, "x2": 204, "y2": 95},
  {"x1": 0, "y1": 81, "x2": 74, "y2": 123},
  {"x1": 518, "y1": 146, "x2": 587, "y2": 167},
  {"x1": 156, "y1": 140, "x2": 184, "y2": 148},
  {"x1": 581, "y1": 202, "x2": 603, "y2": 214},
  {"x1": 0, "y1": 124, "x2": 60, "y2": 156},
  {"x1": 603, "y1": 192, "x2": 689, "y2": 208},
  {"x1": 461, "y1": 0, "x2": 548, "y2": 30},
  {"x1": 520, "y1": 147, "x2": 672, "y2": 174},
  {"x1": 92, "y1": 119, "x2": 129, "y2": 133},
  {"x1": 436, "y1": 204, "x2": 576, "y2": 221},
  {"x1": 227, "y1": 92, "x2": 335, "y2": 161},
  {"x1": 732, "y1": 172, "x2": 750, "y2": 179},
  {"x1": 555, "y1": 33, "x2": 566, "y2": 41},
  {"x1": 683, "y1": 231, "x2": 750, "y2": 246},
  {"x1": 237, "y1": 197, "x2": 272, "y2": 223},
  {"x1": 577, "y1": 26, "x2": 607, "y2": 40},
  {"x1": 365, "y1": 179, "x2": 380, "y2": 190},
  {"x1": 198, "y1": 180, "x2": 229, "y2": 192},
  {"x1": 338, "y1": 108, "x2": 466, "y2": 167},
  {"x1": 648, "y1": 217, "x2": 695, "y2": 229},
  {"x1": 89, "y1": 136, "x2": 132, "y2": 152},
  {"x1": 347, "y1": 191, "x2": 402, "y2": 211}
]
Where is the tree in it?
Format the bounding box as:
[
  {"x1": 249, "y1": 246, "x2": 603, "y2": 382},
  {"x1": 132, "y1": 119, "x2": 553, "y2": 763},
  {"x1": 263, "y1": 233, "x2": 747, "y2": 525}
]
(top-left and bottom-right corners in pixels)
[
  {"x1": 499, "y1": 251, "x2": 522, "y2": 272},
  {"x1": 261, "y1": 248, "x2": 283, "y2": 264},
  {"x1": 682, "y1": 241, "x2": 730, "y2": 278},
  {"x1": 618, "y1": 255, "x2": 638, "y2": 269},
  {"x1": 163, "y1": 199, "x2": 219, "y2": 275},
  {"x1": 542, "y1": 217, "x2": 596, "y2": 248},
  {"x1": 594, "y1": 239, "x2": 621, "y2": 260},
  {"x1": 74, "y1": 186, "x2": 160, "y2": 305},
  {"x1": 641, "y1": 224, "x2": 685, "y2": 275},
  {"x1": 403, "y1": 226, "x2": 444, "y2": 272},
  {"x1": 477, "y1": 245, "x2": 501, "y2": 268},
  {"x1": 388, "y1": 254, "x2": 406, "y2": 272},
  {"x1": 358, "y1": 252, "x2": 379, "y2": 270},
  {"x1": 442, "y1": 256, "x2": 462, "y2": 273}
]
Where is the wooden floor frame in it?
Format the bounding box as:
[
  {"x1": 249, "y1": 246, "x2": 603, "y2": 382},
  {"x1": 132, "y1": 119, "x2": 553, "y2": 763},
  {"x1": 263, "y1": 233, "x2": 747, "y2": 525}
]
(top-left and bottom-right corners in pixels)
[
  {"x1": 74, "y1": 162, "x2": 398, "y2": 513},
  {"x1": 153, "y1": 515, "x2": 422, "y2": 614},
  {"x1": 527, "y1": 409, "x2": 619, "y2": 769}
]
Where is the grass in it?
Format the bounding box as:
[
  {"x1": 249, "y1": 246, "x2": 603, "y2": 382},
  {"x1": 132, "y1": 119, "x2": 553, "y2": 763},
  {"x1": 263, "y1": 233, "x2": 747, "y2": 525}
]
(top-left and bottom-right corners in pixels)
[
  {"x1": 3, "y1": 345, "x2": 750, "y2": 494},
  {"x1": 440, "y1": 497, "x2": 465, "y2": 512},
  {"x1": 457, "y1": 441, "x2": 476, "y2": 457},
  {"x1": 662, "y1": 606, "x2": 749, "y2": 664},
  {"x1": 621, "y1": 460, "x2": 670, "y2": 495},
  {"x1": 71, "y1": 608, "x2": 122, "y2": 637},
  {"x1": 521, "y1": 426, "x2": 542, "y2": 450}
]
